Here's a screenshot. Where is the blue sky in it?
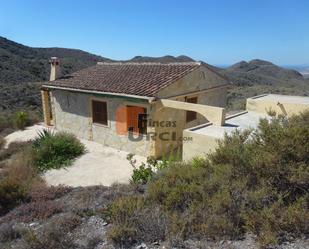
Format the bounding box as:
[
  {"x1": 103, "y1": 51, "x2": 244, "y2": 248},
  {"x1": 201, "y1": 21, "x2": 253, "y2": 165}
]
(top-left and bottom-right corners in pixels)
[{"x1": 0, "y1": 0, "x2": 308, "y2": 65}]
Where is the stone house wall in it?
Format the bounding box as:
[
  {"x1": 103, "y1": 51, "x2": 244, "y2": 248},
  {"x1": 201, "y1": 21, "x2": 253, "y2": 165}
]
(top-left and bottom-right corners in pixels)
[{"x1": 51, "y1": 90, "x2": 155, "y2": 156}]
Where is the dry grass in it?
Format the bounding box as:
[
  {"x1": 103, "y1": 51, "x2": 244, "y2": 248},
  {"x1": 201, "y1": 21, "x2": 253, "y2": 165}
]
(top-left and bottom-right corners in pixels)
[
  {"x1": 5, "y1": 150, "x2": 45, "y2": 189},
  {"x1": 0, "y1": 141, "x2": 30, "y2": 163},
  {"x1": 0, "y1": 136, "x2": 5, "y2": 150},
  {"x1": 0, "y1": 146, "x2": 45, "y2": 216}
]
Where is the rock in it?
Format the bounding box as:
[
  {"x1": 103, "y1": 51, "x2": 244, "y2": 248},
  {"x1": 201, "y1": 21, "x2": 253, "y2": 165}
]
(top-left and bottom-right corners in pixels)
[{"x1": 136, "y1": 242, "x2": 148, "y2": 249}]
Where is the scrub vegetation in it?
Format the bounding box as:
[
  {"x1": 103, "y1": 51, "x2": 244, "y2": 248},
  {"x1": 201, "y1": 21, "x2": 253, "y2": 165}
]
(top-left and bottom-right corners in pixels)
[
  {"x1": 0, "y1": 110, "x2": 41, "y2": 138},
  {"x1": 0, "y1": 112, "x2": 308, "y2": 249},
  {"x1": 31, "y1": 130, "x2": 86, "y2": 173},
  {"x1": 0, "y1": 131, "x2": 85, "y2": 216},
  {"x1": 108, "y1": 111, "x2": 309, "y2": 247}
]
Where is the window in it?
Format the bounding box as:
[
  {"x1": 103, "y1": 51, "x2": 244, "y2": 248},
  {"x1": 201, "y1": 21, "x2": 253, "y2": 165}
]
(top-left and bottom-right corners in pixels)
[
  {"x1": 92, "y1": 100, "x2": 108, "y2": 125},
  {"x1": 127, "y1": 106, "x2": 147, "y2": 135},
  {"x1": 186, "y1": 96, "x2": 198, "y2": 123},
  {"x1": 138, "y1": 113, "x2": 148, "y2": 135}
]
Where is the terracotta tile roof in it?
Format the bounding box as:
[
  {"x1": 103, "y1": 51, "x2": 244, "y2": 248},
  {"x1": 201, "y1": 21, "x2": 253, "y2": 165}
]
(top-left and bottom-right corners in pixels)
[{"x1": 44, "y1": 62, "x2": 204, "y2": 97}]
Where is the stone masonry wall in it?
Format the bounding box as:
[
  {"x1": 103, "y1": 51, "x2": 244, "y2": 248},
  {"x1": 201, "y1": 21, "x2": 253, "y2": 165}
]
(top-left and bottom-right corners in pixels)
[{"x1": 52, "y1": 90, "x2": 154, "y2": 156}]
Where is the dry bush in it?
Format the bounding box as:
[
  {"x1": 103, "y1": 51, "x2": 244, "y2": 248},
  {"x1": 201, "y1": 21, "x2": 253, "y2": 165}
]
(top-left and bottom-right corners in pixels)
[
  {"x1": 0, "y1": 136, "x2": 5, "y2": 150},
  {"x1": 0, "y1": 222, "x2": 21, "y2": 242},
  {"x1": 22, "y1": 223, "x2": 74, "y2": 249},
  {"x1": 29, "y1": 185, "x2": 72, "y2": 202},
  {"x1": 51, "y1": 213, "x2": 82, "y2": 231},
  {"x1": 0, "y1": 148, "x2": 45, "y2": 216},
  {"x1": 3, "y1": 200, "x2": 64, "y2": 223},
  {"x1": 0, "y1": 179, "x2": 27, "y2": 216},
  {"x1": 108, "y1": 111, "x2": 309, "y2": 247},
  {"x1": 107, "y1": 196, "x2": 167, "y2": 247},
  {"x1": 5, "y1": 149, "x2": 44, "y2": 189},
  {"x1": 0, "y1": 141, "x2": 30, "y2": 162}
]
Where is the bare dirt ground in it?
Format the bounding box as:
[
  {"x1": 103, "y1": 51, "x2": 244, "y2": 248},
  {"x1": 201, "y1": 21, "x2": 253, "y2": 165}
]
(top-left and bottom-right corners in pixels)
[{"x1": 4, "y1": 124, "x2": 145, "y2": 187}]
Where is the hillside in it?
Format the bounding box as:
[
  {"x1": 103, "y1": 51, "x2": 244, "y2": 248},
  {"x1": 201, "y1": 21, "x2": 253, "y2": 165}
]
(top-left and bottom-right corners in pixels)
[
  {"x1": 0, "y1": 36, "x2": 195, "y2": 84},
  {"x1": 0, "y1": 36, "x2": 112, "y2": 84},
  {"x1": 221, "y1": 59, "x2": 309, "y2": 109},
  {"x1": 127, "y1": 55, "x2": 194, "y2": 63},
  {"x1": 1, "y1": 36, "x2": 309, "y2": 112},
  {"x1": 222, "y1": 59, "x2": 305, "y2": 86},
  {"x1": 0, "y1": 37, "x2": 195, "y2": 112}
]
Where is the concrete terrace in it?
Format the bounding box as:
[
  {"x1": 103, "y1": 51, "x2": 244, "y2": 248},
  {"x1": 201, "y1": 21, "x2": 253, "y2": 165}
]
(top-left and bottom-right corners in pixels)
[
  {"x1": 4, "y1": 124, "x2": 145, "y2": 187},
  {"x1": 250, "y1": 94, "x2": 309, "y2": 105},
  {"x1": 190, "y1": 111, "x2": 269, "y2": 139}
]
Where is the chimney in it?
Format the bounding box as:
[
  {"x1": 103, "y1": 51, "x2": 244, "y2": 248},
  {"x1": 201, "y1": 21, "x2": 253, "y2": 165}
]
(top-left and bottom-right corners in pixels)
[{"x1": 49, "y1": 57, "x2": 61, "y2": 81}]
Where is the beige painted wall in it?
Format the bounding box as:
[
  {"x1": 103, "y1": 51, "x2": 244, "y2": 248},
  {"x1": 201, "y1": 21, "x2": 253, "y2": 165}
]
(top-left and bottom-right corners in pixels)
[
  {"x1": 156, "y1": 65, "x2": 229, "y2": 99},
  {"x1": 158, "y1": 99, "x2": 225, "y2": 126},
  {"x1": 150, "y1": 66, "x2": 228, "y2": 158},
  {"x1": 247, "y1": 96, "x2": 309, "y2": 116},
  {"x1": 183, "y1": 128, "x2": 219, "y2": 161}
]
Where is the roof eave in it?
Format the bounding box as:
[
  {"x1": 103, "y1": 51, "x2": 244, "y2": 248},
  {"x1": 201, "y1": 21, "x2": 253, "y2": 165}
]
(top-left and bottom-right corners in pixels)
[{"x1": 41, "y1": 85, "x2": 156, "y2": 103}]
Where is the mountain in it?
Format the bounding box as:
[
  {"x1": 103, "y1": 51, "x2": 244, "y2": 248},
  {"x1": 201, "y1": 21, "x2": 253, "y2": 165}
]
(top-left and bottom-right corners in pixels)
[
  {"x1": 284, "y1": 64, "x2": 309, "y2": 77},
  {"x1": 128, "y1": 55, "x2": 195, "y2": 63},
  {"x1": 296, "y1": 67, "x2": 309, "y2": 79},
  {"x1": 0, "y1": 36, "x2": 112, "y2": 84},
  {"x1": 221, "y1": 59, "x2": 309, "y2": 110},
  {"x1": 222, "y1": 59, "x2": 305, "y2": 86},
  {"x1": 0, "y1": 37, "x2": 196, "y2": 112},
  {"x1": 0, "y1": 36, "x2": 197, "y2": 84},
  {"x1": 1, "y1": 36, "x2": 309, "y2": 112}
]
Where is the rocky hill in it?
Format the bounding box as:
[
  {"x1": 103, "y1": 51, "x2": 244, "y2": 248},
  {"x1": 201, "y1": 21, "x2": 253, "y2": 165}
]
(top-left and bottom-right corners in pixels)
[
  {"x1": 222, "y1": 59, "x2": 305, "y2": 86},
  {"x1": 220, "y1": 59, "x2": 309, "y2": 109},
  {"x1": 0, "y1": 36, "x2": 112, "y2": 84},
  {"x1": 127, "y1": 55, "x2": 194, "y2": 63},
  {"x1": 1, "y1": 36, "x2": 309, "y2": 112}
]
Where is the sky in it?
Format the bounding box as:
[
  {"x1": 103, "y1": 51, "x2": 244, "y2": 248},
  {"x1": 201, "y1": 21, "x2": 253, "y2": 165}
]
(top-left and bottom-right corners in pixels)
[{"x1": 0, "y1": 0, "x2": 308, "y2": 66}]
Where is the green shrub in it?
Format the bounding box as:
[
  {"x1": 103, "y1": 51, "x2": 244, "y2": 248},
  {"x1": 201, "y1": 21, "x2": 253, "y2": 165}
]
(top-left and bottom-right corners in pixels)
[
  {"x1": 128, "y1": 154, "x2": 157, "y2": 184},
  {"x1": 108, "y1": 111, "x2": 309, "y2": 247},
  {"x1": 190, "y1": 156, "x2": 208, "y2": 168},
  {"x1": 107, "y1": 225, "x2": 137, "y2": 247},
  {"x1": 0, "y1": 179, "x2": 27, "y2": 215},
  {"x1": 128, "y1": 153, "x2": 177, "y2": 184},
  {"x1": 0, "y1": 111, "x2": 41, "y2": 133},
  {"x1": 32, "y1": 130, "x2": 85, "y2": 173},
  {"x1": 13, "y1": 111, "x2": 30, "y2": 130}
]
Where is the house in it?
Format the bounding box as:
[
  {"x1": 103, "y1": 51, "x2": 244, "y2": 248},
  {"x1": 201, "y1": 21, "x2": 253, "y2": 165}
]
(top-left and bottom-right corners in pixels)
[{"x1": 41, "y1": 57, "x2": 229, "y2": 158}]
